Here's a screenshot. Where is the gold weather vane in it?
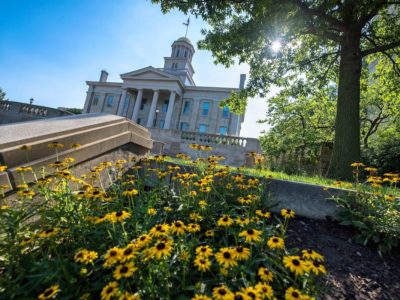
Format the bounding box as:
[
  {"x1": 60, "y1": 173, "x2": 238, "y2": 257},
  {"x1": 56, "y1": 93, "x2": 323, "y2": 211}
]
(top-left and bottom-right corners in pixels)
[{"x1": 183, "y1": 17, "x2": 190, "y2": 38}]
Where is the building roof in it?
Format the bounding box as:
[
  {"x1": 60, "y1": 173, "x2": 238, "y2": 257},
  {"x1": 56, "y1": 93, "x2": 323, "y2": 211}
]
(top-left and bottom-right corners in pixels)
[{"x1": 174, "y1": 37, "x2": 193, "y2": 45}]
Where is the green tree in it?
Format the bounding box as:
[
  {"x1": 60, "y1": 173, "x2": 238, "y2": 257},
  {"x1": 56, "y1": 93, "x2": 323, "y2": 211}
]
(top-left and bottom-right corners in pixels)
[
  {"x1": 153, "y1": 0, "x2": 400, "y2": 179},
  {"x1": 0, "y1": 88, "x2": 7, "y2": 101}
]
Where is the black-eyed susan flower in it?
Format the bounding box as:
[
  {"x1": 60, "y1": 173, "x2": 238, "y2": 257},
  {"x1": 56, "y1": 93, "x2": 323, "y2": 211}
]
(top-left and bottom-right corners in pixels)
[
  {"x1": 236, "y1": 217, "x2": 250, "y2": 226},
  {"x1": 301, "y1": 249, "x2": 324, "y2": 261},
  {"x1": 149, "y1": 223, "x2": 170, "y2": 237},
  {"x1": 48, "y1": 161, "x2": 67, "y2": 168},
  {"x1": 232, "y1": 245, "x2": 250, "y2": 261},
  {"x1": 384, "y1": 194, "x2": 396, "y2": 201},
  {"x1": 215, "y1": 247, "x2": 237, "y2": 268},
  {"x1": 186, "y1": 223, "x2": 201, "y2": 233},
  {"x1": 190, "y1": 212, "x2": 203, "y2": 221},
  {"x1": 17, "y1": 189, "x2": 35, "y2": 198},
  {"x1": 37, "y1": 228, "x2": 60, "y2": 239},
  {"x1": 114, "y1": 262, "x2": 137, "y2": 280},
  {"x1": 255, "y1": 282, "x2": 273, "y2": 299},
  {"x1": 258, "y1": 266, "x2": 274, "y2": 282},
  {"x1": 255, "y1": 209, "x2": 271, "y2": 218},
  {"x1": 267, "y1": 236, "x2": 285, "y2": 249},
  {"x1": 71, "y1": 143, "x2": 81, "y2": 149},
  {"x1": 171, "y1": 220, "x2": 186, "y2": 236},
  {"x1": 241, "y1": 286, "x2": 260, "y2": 300},
  {"x1": 198, "y1": 200, "x2": 208, "y2": 209},
  {"x1": 16, "y1": 166, "x2": 33, "y2": 173},
  {"x1": 122, "y1": 188, "x2": 139, "y2": 197},
  {"x1": 283, "y1": 256, "x2": 308, "y2": 276},
  {"x1": 101, "y1": 281, "x2": 119, "y2": 300},
  {"x1": 136, "y1": 234, "x2": 152, "y2": 248},
  {"x1": 48, "y1": 142, "x2": 64, "y2": 149},
  {"x1": 38, "y1": 284, "x2": 60, "y2": 300},
  {"x1": 212, "y1": 285, "x2": 233, "y2": 300},
  {"x1": 193, "y1": 256, "x2": 211, "y2": 272},
  {"x1": 281, "y1": 209, "x2": 295, "y2": 218},
  {"x1": 107, "y1": 210, "x2": 131, "y2": 223},
  {"x1": 195, "y1": 245, "x2": 213, "y2": 257},
  {"x1": 103, "y1": 247, "x2": 123, "y2": 267},
  {"x1": 147, "y1": 208, "x2": 157, "y2": 216},
  {"x1": 205, "y1": 230, "x2": 215, "y2": 237},
  {"x1": 120, "y1": 244, "x2": 137, "y2": 262},
  {"x1": 350, "y1": 162, "x2": 365, "y2": 167},
  {"x1": 239, "y1": 228, "x2": 262, "y2": 243},
  {"x1": 217, "y1": 215, "x2": 234, "y2": 227},
  {"x1": 191, "y1": 294, "x2": 212, "y2": 300},
  {"x1": 308, "y1": 260, "x2": 327, "y2": 275},
  {"x1": 74, "y1": 249, "x2": 98, "y2": 265},
  {"x1": 0, "y1": 165, "x2": 7, "y2": 172},
  {"x1": 150, "y1": 240, "x2": 173, "y2": 259},
  {"x1": 284, "y1": 287, "x2": 303, "y2": 300}
]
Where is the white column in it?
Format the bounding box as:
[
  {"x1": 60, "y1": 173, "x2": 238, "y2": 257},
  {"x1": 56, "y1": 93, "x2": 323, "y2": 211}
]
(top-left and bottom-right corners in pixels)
[
  {"x1": 146, "y1": 89, "x2": 159, "y2": 127},
  {"x1": 131, "y1": 89, "x2": 143, "y2": 122},
  {"x1": 164, "y1": 91, "x2": 176, "y2": 129},
  {"x1": 116, "y1": 89, "x2": 127, "y2": 116}
]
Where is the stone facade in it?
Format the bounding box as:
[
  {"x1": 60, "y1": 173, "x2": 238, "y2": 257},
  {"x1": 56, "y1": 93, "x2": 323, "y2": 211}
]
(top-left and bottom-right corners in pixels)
[{"x1": 83, "y1": 37, "x2": 245, "y2": 136}]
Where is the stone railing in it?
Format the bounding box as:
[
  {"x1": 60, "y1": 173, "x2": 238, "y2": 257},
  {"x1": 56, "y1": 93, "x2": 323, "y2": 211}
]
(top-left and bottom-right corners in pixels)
[
  {"x1": 180, "y1": 131, "x2": 249, "y2": 147},
  {"x1": 0, "y1": 100, "x2": 72, "y2": 125}
]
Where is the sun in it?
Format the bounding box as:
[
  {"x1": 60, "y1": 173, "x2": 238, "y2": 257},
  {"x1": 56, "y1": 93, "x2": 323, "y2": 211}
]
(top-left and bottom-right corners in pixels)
[{"x1": 271, "y1": 41, "x2": 281, "y2": 52}]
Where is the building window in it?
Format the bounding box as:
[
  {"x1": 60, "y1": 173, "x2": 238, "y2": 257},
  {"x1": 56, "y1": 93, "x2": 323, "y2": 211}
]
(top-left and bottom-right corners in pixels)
[
  {"x1": 199, "y1": 124, "x2": 208, "y2": 133},
  {"x1": 159, "y1": 120, "x2": 165, "y2": 129},
  {"x1": 184, "y1": 50, "x2": 188, "y2": 57},
  {"x1": 92, "y1": 95, "x2": 99, "y2": 106},
  {"x1": 201, "y1": 102, "x2": 210, "y2": 116},
  {"x1": 176, "y1": 48, "x2": 180, "y2": 57},
  {"x1": 137, "y1": 118, "x2": 142, "y2": 125},
  {"x1": 180, "y1": 122, "x2": 189, "y2": 131},
  {"x1": 219, "y1": 126, "x2": 228, "y2": 135},
  {"x1": 106, "y1": 95, "x2": 114, "y2": 107},
  {"x1": 222, "y1": 106, "x2": 230, "y2": 118},
  {"x1": 123, "y1": 94, "x2": 130, "y2": 115},
  {"x1": 140, "y1": 98, "x2": 147, "y2": 110},
  {"x1": 162, "y1": 100, "x2": 169, "y2": 113},
  {"x1": 182, "y1": 101, "x2": 190, "y2": 114}
]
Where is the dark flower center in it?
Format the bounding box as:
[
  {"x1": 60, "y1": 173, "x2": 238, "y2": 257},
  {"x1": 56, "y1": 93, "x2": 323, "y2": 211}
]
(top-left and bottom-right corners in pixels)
[
  {"x1": 292, "y1": 259, "x2": 300, "y2": 266},
  {"x1": 307, "y1": 249, "x2": 313, "y2": 254},
  {"x1": 45, "y1": 229, "x2": 54, "y2": 234},
  {"x1": 124, "y1": 248, "x2": 133, "y2": 255},
  {"x1": 157, "y1": 243, "x2": 166, "y2": 250},
  {"x1": 247, "y1": 229, "x2": 254, "y2": 235},
  {"x1": 77, "y1": 253, "x2": 83, "y2": 258},
  {"x1": 292, "y1": 291, "x2": 299, "y2": 297},
  {"x1": 236, "y1": 247, "x2": 243, "y2": 253},
  {"x1": 106, "y1": 287, "x2": 114, "y2": 294},
  {"x1": 273, "y1": 238, "x2": 279, "y2": 243},
  {"x1": 218, "y1": 289, "x2": 227, "y2": 295},
  {"x1": 223, "y1": 252, "x2": 231, "y2": 259},
  {"x1": 201, "y1": 247, "x2": 207, "y2": 252},
  {"x1": 223, "y1": 216, "x2": 228, "y2": 221},
  {"x1": 234, "y1": 296, "x2": 244, "y2": 300},
  {"x1": 248, "y1": 292, "x2": 256, "y2": 298},
  {"x1": 313, "y1": 261, "x2": 320, "y2": 267},
  {"x1": 44, "y1": 289, "x2": 53, "y2": 297},
  {"x1": 140, "y1": 236, "x2": 146, "y2": 241},
  {"x1": 93, "y1": 191, "x2": 100, "y2": 195},
  {"x1": 110, "y1": 251, "x2": 116, "y2": 256},
  {"x1": 175, "y1": 222, "x2": 182, "y2": 227},
  {"x1": 200, "y1": 259, "x2": 206, "y2": 264},
  {"x1": 116, "y1": 211, "x2": 123, "y2": 217},
  {"x1": 120, "y1": 266, "x2": 128, "y2": 273},
  {"x1": 156, "y1": 225, "x2": 162, "y2": 230}
]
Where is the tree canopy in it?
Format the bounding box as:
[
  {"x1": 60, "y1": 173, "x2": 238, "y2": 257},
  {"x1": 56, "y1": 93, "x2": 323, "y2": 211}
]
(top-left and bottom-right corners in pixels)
[{"x1": 153, "y1": 0, "x2": 400, "y2": 179}]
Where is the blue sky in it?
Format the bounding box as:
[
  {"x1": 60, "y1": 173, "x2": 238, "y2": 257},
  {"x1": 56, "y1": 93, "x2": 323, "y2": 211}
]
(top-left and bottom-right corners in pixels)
[{"x1": 0, "y1": 0, "x2": 269, "y2": 137}]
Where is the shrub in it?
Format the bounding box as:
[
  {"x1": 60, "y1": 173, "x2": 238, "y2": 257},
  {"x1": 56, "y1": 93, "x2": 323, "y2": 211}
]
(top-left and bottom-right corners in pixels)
[{"x1": 332, "y1": 163, "x2": 400, "y2": 255}]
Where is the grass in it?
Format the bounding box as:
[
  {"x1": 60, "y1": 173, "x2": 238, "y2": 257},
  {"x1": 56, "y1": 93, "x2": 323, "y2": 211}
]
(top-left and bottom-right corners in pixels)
[{"x1": 164, "y1": 156, "x2": 400, "y2": 197}]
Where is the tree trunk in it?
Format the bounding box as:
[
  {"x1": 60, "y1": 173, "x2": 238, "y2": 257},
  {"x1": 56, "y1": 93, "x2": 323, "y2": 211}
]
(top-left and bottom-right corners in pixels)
[{"x1": 329, "y1": 33, "x2": 362, "y2": 180}]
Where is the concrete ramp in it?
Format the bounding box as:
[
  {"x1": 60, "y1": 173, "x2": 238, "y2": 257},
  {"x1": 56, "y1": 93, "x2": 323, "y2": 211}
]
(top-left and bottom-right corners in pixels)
[{"x1": 0, "y1": 113, "x2": 153, "y2": 192}]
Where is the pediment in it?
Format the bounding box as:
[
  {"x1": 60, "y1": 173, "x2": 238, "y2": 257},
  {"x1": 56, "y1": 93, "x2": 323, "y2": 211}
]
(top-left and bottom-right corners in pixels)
[{"x1": 121, "y1": 66, "x2": 178, "y2": 81}]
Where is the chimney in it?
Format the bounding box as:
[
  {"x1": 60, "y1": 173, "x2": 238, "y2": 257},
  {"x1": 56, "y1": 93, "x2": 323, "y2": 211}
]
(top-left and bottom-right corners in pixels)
[
  {"x1": 99, "y1": 70, "x2": 109, "y2": 82},
  {"x1": 239, "y1": 74, "x2": 246, "y2": 89}
]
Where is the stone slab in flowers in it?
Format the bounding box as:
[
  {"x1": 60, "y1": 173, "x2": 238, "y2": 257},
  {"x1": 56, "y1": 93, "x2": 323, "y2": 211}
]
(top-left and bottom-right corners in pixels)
[{"x1": 265, "y1": 179, "x2": 345, "y2": 220}]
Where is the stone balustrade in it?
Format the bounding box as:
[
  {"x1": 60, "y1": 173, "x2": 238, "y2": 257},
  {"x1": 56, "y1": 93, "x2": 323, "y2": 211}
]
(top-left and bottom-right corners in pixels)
[
  {"x1": 0, "y1": 100, "x2": 71, "y2": 125},
  {"x1": 150, "y1": 128, "x2": 261, "y2": 166}
]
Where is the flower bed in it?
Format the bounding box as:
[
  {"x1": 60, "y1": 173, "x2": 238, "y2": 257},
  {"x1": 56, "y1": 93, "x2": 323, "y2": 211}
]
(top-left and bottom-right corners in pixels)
[{"x1": 0, "y1": 150, "x2": 326, "y2": 299}]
